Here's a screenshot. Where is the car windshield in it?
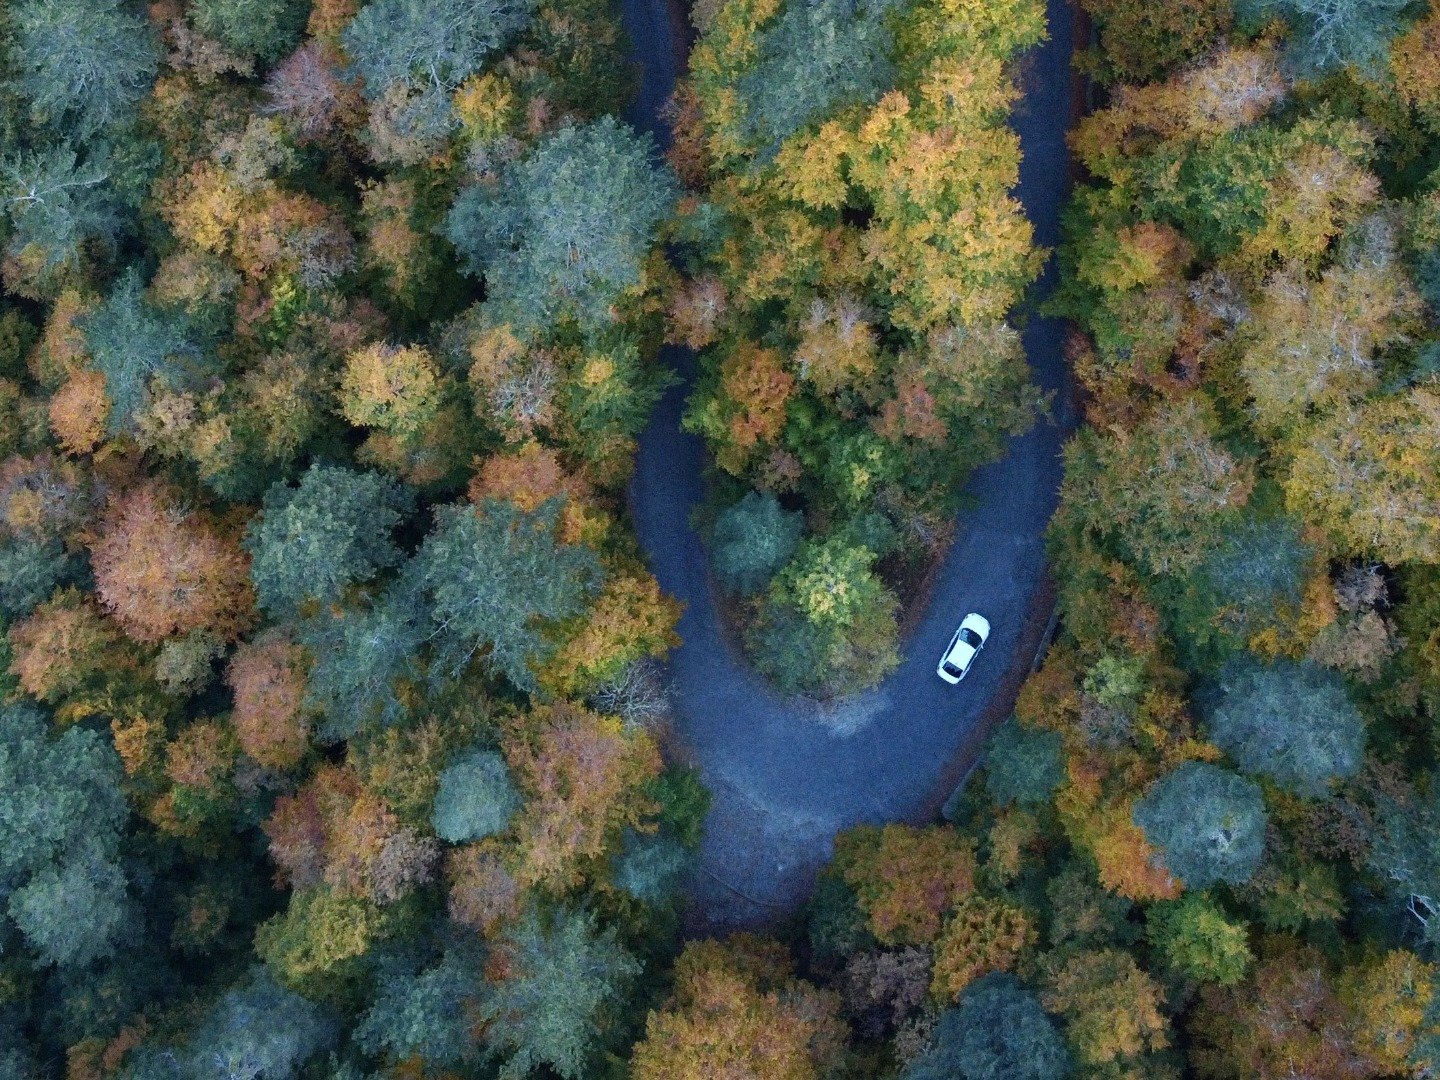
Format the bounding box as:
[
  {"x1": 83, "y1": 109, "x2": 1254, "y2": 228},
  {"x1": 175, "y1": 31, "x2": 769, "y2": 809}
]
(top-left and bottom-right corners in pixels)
[{"x1": 960, "y1": 628, "x2": 982, "y2": 648}]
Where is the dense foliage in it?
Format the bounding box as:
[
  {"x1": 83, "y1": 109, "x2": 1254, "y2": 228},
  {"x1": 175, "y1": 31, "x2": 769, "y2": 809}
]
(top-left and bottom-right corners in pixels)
[
  {"x1": 0, "y1": 0, "x2": 703, "y2": 1071},
  {"x1": 787, "y1": 1, "x2": 1440, "y2": 1077},
  {"x1": 668, "y1": 0, "x2": 1048, "y2": 695}
]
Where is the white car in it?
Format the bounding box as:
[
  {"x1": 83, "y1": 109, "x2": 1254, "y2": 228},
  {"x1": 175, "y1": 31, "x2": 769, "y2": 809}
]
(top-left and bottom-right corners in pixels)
[{"x1": 937, "y1": 613, "x2": 991, "y2": 684}]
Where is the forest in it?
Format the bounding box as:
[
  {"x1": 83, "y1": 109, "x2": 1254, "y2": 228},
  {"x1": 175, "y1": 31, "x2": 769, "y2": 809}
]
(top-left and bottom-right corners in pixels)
[{"x1": 0, "y1": 0, "x2": 1438, "y2": 1068}]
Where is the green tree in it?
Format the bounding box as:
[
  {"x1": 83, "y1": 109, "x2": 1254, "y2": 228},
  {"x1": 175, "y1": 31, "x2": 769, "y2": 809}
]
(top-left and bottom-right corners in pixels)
[
  {"x1": 734, "y1": 0, "x2": 898, "y2": 156},
  {"x1": 183, "y1": 969, "x2": 338, "y2": 1078},
  {"x1": 342, "y1": 0, "x2": 535, "y2": 103},
  {"x1": 477, "y1": 907, "x2": 639, "y2": 1079},
  {"x1": 299, "y1": 585, "x2": 426, "y2": 739},
  {"x1": 430, "y1": 748, "x2": 521, "y2": 843},
  {"x1": 81, "y1": 268, "x2": 203, "y2": 436},
  {"x1": 611, "y1": 830, "x2": 688, "y2": 904},
  {"x1": 984, "y1": 718, "x2": 1066, "y2": 808},
  {"x1": 12, "y1": 0, "x2": 157, "y2": 136},
  {"x1": 903, "y1": 973, "x2": 1072, "y2": 1080},
  {"x1": 246, "y1": 465, "x2": 411, "y2": 616},
  {"x1": 1197, "y1": 515, "x2": 1313, "y2": 635},
  {"x1": 1240, "y1": 0, "x2": 1413, "y2": 76},
  {"x1": 409, "y1": 500, "x2": 600, "y2": 690},
  {"x1": 0, "y1": 536, "x2": 81, "y2": 618},
  {"x1": 1133, "y1": 762, "x2": 1267, "y2": 889},
  {"x1": 356, "y1": 952, "x2": 479, "y2": 1068},
  {"x1": 1, "y1": 144, "x2": 122, "y2": 272},
  {"x1": 190, "y1": 0, "x2": 308, "y2": 63},
  {"x1": 7, "y1": 838, "x2": 129, "y2": 968},
  {"x1": 1206, "y1": 659, "x2": 1366, "y2": 796},
  {"x1": 1059, "y1": 397, "x2": 1253, "y2": 576},
  {"x1": 445, "y1": 118, "x2": 677, "y2": 333},
  {"x1": 1367, "y1": 776, "x2": 1440, "y2": 947},
  {"x1": 711, "y1": 490, "x2": 803, "y2": 596},
  {"x1": 0, "y1": 703, "x2": 129, "y2": 967},
  {"x1": 1145, "y1": 893, "x2": 1253, "y2": 985}
]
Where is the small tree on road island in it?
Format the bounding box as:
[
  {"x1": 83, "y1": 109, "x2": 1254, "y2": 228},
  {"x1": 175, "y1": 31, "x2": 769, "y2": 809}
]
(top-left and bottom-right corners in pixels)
[
  {"x1": 1133, "y1": 762, "x2": 1267, "y2": 889},
  {"x1": 712, "y1": 490, "x2": 803, "y2": 596}
]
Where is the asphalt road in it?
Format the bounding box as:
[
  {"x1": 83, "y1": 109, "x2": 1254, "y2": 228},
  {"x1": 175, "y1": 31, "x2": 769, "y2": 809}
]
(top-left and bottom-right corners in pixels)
[{"x1": 622, "y1": 0, "x2": 1079, "y2": 930}]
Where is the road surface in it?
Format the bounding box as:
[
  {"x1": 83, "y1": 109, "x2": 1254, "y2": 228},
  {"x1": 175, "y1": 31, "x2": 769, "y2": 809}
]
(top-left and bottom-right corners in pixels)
[{"x1": 622, "y1": 0, "x2": 1079, "y2": 930}]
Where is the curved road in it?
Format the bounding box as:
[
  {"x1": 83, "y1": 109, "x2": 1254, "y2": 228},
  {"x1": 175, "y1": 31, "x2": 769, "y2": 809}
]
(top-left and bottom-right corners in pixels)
[{"x1": 623, "y1": 0, "x2": 1079, "y2": 930}]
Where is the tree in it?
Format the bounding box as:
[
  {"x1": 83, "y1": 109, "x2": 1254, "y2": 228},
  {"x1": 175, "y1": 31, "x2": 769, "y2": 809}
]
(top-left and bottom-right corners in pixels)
[
  {"x1": 0, "y1": 535, "x2": 82, "y2": 619},
  {"x1": 733, "y1": 0, "x2": 897, "y2": 157},
  {"x1": 1133, "y1": 762, "x2": 1267, "y2": 889},
  {"x1": 834, "y1": 824, "x2": 976, "y2": 945},
  {"x1": 430, "y1": 748, "x2": 520, "y2": 843},
  {"x1": 1041, "y1": 948, "x2": 1170, "y2": 1067},
  {"x1": 299, "y1": 584, "x2": 426, "y2": 739},
  {"x1": 476, "y1": 907, "x2": 639, "y2": 1080},
  {"x1": 902, "y1": 973, "x2": 1072, "y2": 1080},
  {"x1": 1196, "y1": 515, "x2": 1313, "y2": 637},
  {"x1": 930, "y1": 896, "x2": 1036, "y2": 1001},
  {"x1": 189, "y1": 0, "x2": 308, "y2": 63},
  {"x1": 341, "y1": 0, "x2": 535, "y2": 106},
  {"x1": 90, "y1": 485, "x2": 254, "y2": 643},
  {"x1": 1284, "y1": 387, "x2": 1440, "y2": 563},
  {"x1": 409, "y1": 500, "x2": 600, "y2": 690},
  {"x1": 1239, "y1": 0, "x2": 1413, "y2": 77},
  {"x1": 8, "y1": 838, "x2": 130, "y2": 967},
  {"x1": 81, "y1": 270, "x2": 203, "y2": 436},
  {"x1": 1060, "y1": 397, "x2": 1253, "y2": 576},
  {"x1": 12, "y1": 0, "x2": 157, "y2": 136},
  {"x1": 631, "y1": 935, "x2": 846, "y2": 1080},
  {"x1": 0, "y1": 703, "x2": 129, "y2": 967},
  {"x1": 226, "y1": 635, "x2": 311, "y2": 770},
  {"x1": 502, "y1": 701, "x2": 662, "y2": 889},
  {"x1": 245, "y1": 464, "x2": 410, "y2": 616},
  {"x1": 1205, "y1": 659, "x2": 1365, "y2": 796},
  {"x1": 255, "y1": 887, "x2": 413, "y2": 994},
  {"x1": 1146, "y1": 893, "x2": 1253, "y2": 986},
  {"x1": 1, "y1": 144, "x2": 123, "y2": 273},
  {"x1": 338, "y1": 342, "x2": 442, "y2": 442},
  {"x1": 1190, "y1": 939, "x2": 1380, "y2": 1079},
  {"x1": 445, "y1": 118, "x2": 677, "y2": 333},
  {"x1": 356, "y1": 952, "x2": 481, "y2": 1068},
  {"x1": 1240, "y1": 260, "x2": 1421, "y2": 433},
  {"x1": 181, "y1": 968, "x2": 337, "y2": 1078},
  {"x1": 983, "y1": 718, "x2": 1065, "y2": 807},
  {"x1": 611, "y1": 830, "x2": 689, "y2": 904},
  {"x1": 712, "y1": 491, "x2": 803, "y2": 596}
]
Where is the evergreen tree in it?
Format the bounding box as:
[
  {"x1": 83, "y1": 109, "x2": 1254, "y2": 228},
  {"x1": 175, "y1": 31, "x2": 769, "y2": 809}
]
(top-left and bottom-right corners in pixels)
[
  {"x1": 1133, "y1": 762, "x2": 1267, "y2": 889},
  {"x1": 903, "y1": 973, "x2": 1072, "y2": 1080},
  {"x1": 445, "y1": 118, "x2": 677, "y2": 333},
  {"x1": 246, "y1": 464, "x2": 411, "y2": 617},
  {"x1": 1205, "y1": 659, "x2": 1366, "y2": 796},
  {"x1": 477, "y1": 907, "x2": 639, "y2": 1079},
  {"x1": 711, "y1": 490, "x2": 803, "y2": 596}
]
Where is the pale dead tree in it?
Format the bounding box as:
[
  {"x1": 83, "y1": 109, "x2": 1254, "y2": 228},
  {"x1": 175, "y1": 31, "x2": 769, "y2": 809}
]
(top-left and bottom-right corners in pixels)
[
  {"x1": 588, "y1": 659, "x2": 671, "y2": 732},
  {"x1": 263, "y1": 43, "x2": 350, "y2": 141},
  {"x1": 1181, "y1": 45, "x2": 1287, "y2": 135}
]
